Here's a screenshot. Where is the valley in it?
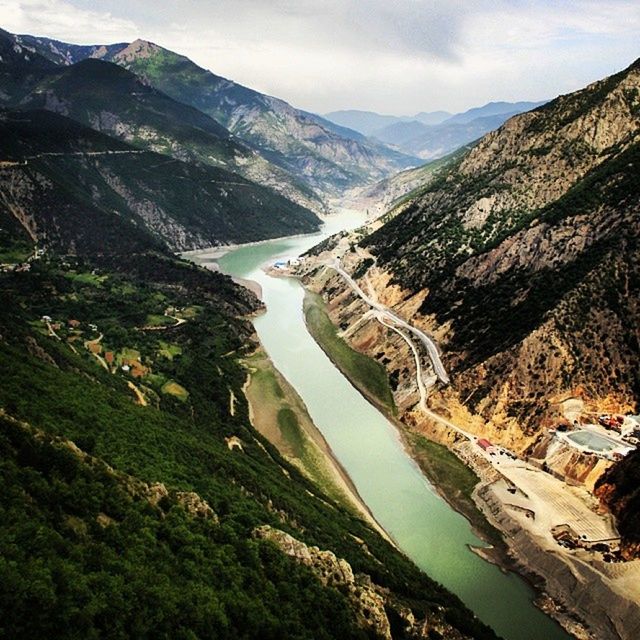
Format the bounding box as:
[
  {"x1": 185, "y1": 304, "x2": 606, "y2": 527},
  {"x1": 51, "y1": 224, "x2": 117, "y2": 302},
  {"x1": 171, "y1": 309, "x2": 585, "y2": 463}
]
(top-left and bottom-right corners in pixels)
[
  {"x1": 272, "y1": 57, "x2": 640, "y2": 639},
  {"x1": 287, "y1": 221, "x2": 638, "y2": 640},
  {"x1": 0, "y1": 15, "x2": 639, "y2": 640},
  {"x1": 192, "y1": 219, "x2": 570, "y2": 640}
]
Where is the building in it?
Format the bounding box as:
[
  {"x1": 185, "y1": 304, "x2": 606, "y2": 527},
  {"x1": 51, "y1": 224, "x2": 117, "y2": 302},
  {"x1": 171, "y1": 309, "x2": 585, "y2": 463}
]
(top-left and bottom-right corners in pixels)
[{"x1": 477, "y1": 438, "x2": 496, "y2": 453}]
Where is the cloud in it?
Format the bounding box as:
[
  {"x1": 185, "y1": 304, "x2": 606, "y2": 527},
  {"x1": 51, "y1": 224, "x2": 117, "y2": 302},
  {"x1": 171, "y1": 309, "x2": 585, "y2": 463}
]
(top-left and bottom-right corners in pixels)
[
  {"x1": 0, "y1": 0, "x2": 138, "y2": 42},
  {"x1": 1, "y1": 0, "x2": 639, "y2": 114}
]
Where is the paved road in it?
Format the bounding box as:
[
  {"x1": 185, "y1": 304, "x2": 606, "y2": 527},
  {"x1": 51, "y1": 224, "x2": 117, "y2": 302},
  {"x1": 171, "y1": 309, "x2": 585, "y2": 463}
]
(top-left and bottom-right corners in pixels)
[
  {"x1": 327, "y1": 258, "x2": 450, "y2": 384},
  {"x1": 27, "y1": 150, "x2": 147, "y2": 159},
  {"x1": 377, "y1": 312, "x2": 429, "y2": 410}
]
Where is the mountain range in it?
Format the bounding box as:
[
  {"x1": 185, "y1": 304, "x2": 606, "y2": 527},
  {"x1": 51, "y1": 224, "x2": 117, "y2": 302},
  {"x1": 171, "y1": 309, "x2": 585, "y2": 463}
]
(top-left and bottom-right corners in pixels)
[
  {"x1": 12, "y1": 33, "x2": 421, "y2": 201},
  {"x1": 0, "y1": 26, "x2": 502, "y2": 640},
  {"x1": 2, "y1": 19, "x2": 640, "y2": 640},
  {"x1": 323, "y1": 109, "x2": 453, "y2": 136},
  {"x1": 326, "y1": 101, "x2": 546, "y2": 159}
]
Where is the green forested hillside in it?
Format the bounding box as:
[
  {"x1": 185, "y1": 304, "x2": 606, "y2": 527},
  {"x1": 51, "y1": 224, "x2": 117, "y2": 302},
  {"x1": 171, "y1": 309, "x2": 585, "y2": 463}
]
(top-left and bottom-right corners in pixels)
[{"x1": 0, "y1": 254, "x2": 497, "y2": 639}]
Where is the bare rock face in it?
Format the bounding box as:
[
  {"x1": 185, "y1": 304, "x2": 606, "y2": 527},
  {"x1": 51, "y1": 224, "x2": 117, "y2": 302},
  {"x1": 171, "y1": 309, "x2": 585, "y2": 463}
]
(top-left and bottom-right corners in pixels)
[
  {"x1": 175, "y1": 491, "x2": 218, "y2": 522},
  {"x1": 253, "y1": 525, "x2": 468, "y2": 639},
  {"x1": 254, "y1": 525, "x2": 392, "y2": 639}
]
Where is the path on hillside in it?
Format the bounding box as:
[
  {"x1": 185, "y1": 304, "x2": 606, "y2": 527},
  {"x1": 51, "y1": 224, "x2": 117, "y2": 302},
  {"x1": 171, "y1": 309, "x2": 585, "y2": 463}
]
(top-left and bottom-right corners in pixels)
[{"x1": 27, "y1": 150, "x2": 147, "y2": 159}]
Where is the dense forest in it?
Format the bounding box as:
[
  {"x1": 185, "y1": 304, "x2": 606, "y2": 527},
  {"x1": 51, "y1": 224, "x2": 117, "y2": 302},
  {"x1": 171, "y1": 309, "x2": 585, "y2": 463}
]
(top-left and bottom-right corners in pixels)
[{"x1": 0, "y1": 251, "x2": 497, "y2": 639}]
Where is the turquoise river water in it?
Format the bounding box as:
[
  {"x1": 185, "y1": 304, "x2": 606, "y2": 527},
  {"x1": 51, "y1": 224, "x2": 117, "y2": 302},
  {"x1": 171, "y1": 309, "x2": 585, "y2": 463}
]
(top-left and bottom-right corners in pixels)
[{"x1": 208, "y1": 211, "x2": 571, "y2": 640}]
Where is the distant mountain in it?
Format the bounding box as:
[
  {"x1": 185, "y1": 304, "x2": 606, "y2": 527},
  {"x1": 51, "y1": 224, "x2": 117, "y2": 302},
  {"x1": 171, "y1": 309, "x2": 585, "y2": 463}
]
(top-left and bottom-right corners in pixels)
[
  {"x1": 371, "y1": 103, "x2": 546, "y2": 159},
  {"x1": 326, "y1": 102, "x2": 547, "y2": 161},
  {"x1": 388, "y1": 111, "x2": 525, "y2": 159},
  {"x1": 0, "y1": 109, "x2": 320, "y2": 254},
  {"x1": 17, "y1": 35, "x2": 421, "y2": 198},
  {"x1": 371, "y1": 120, "x2": 432, "y2": 147},
  {"x1": 323, "y1": 109, "x2": 451, "y2": 136},
  {"x1": 444, "y1": 100, "x2": 547, "y2": 125},
  {"x1": 324, "y1": 110, "x2": 410, "y2": 136},
  {"x1": 359, "y1": 58, "x2": 640, "y2": 458},
  {"x1": 413, "y1": 110, "x2": 453, "y2": 126}
]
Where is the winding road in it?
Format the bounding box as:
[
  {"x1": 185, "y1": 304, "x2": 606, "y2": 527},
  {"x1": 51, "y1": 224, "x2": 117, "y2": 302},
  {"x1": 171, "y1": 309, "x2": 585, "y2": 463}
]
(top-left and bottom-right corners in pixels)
[{"x1": 326, "y1": 258, "x2": 450, "y2": 385}]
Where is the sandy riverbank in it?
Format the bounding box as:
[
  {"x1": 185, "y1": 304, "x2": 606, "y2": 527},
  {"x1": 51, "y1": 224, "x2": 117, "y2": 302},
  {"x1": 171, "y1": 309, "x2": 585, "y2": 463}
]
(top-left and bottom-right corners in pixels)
[{"x1": 242, "y1": 347, "x2": 393, "y2": 544}]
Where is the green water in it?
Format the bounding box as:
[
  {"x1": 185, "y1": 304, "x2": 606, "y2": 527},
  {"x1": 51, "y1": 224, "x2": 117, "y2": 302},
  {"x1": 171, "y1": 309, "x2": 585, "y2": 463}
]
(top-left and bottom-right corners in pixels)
[{"x1": 206, "y1": 212, "x2": 570, "y2": 640}]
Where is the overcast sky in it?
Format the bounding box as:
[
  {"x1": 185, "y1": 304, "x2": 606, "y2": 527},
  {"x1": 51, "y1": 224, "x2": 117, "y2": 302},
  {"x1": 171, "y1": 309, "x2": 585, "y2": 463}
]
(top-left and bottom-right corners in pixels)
[{"x1": 1, "y1": 0, "x2": 639, "y2": 115}]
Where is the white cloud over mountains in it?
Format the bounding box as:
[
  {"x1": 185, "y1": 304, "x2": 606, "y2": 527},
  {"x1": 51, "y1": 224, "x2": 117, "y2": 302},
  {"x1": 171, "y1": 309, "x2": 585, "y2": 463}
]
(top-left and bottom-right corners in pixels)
[{"x1": 1, "y1": 0, "x2": 639, "y2": 114}]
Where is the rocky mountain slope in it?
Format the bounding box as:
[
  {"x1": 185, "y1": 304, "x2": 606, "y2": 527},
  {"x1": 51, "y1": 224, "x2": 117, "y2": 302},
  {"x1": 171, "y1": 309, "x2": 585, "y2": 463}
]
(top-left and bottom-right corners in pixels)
[
  {"x1": 595, "y1": 448, "x2": 640, "y2": 558},
  {"x1": 357, "y1": 57, "x2": 640, "y2": 447},
  {"x1": 0, "y1": 109, "x2": 320, "y2": 254},
  {"x1": 15, "y1": 34, "x2": 421, "y2": 199},
  {"x1": 1, "y1": 30, "x2": 321, "y2": 213},
  {"x1": 342, "y1": 147, "x2": 471, "y2": 220}
]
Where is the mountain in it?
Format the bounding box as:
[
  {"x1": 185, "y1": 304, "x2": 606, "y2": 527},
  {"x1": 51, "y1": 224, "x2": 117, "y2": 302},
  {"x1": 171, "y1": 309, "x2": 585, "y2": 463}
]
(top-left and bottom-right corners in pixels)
[
  {"x1": 371, "y1": 104, "x2": 547, "y2": 160},
  {"x1": 371, "y1": 120, "x2": 432, "y2": 147},
  {"x1": 324, "y1": 104, "x2": 545, "y2": 160},
  {"x1": 323, "y1": 109, "x2": 452, "y2": 136},
  {"x1": 324, "y1": 110, "x2": 411, "y2": 136},
  {"x1": 0, "y1": 109, "x2": 320, "y2": 254},
  {"x1": 0, "y1": 33, "x2": 497, "y2": 634},
  {"x1": 356, "y1": 57, "x2": 640, "y2": 455},
  {"x1": 1, "y1": 31, "x2": 322, "y2": 213},
  {"x1": 414, "y1": 110, "x2": 453, "y2": 126},
  {"x1": 0, "y1": 242, "x2": 500, "y2": 639},
  {"x1": 444, "y1": 100, "x2": 546, "y2": 125},
  {"x1": 342, "y1": 147, "x2": 472, "y2": 220},
  {"x1": 16, "y1": 34, "x2": 421, "y2": 198}
]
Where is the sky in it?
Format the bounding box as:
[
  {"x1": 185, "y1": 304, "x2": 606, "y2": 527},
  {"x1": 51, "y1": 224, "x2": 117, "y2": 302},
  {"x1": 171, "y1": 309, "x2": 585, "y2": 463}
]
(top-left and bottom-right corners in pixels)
[{"x1": 1, "y1": 0, "x2": 639, "y2": 115}]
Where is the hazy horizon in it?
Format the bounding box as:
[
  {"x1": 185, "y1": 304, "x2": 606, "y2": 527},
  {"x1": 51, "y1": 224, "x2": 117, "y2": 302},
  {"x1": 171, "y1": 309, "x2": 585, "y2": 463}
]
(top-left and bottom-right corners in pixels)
[{"x1": 1, "y1": 0, "x2": 639, "y2": 115}]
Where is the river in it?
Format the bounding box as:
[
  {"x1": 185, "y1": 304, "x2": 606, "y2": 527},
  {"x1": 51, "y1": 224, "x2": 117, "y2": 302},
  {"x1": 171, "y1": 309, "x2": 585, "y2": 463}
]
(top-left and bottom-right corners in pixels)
[{"x1": 196, "y1": 210, "x2": 571, "y2": 640}]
